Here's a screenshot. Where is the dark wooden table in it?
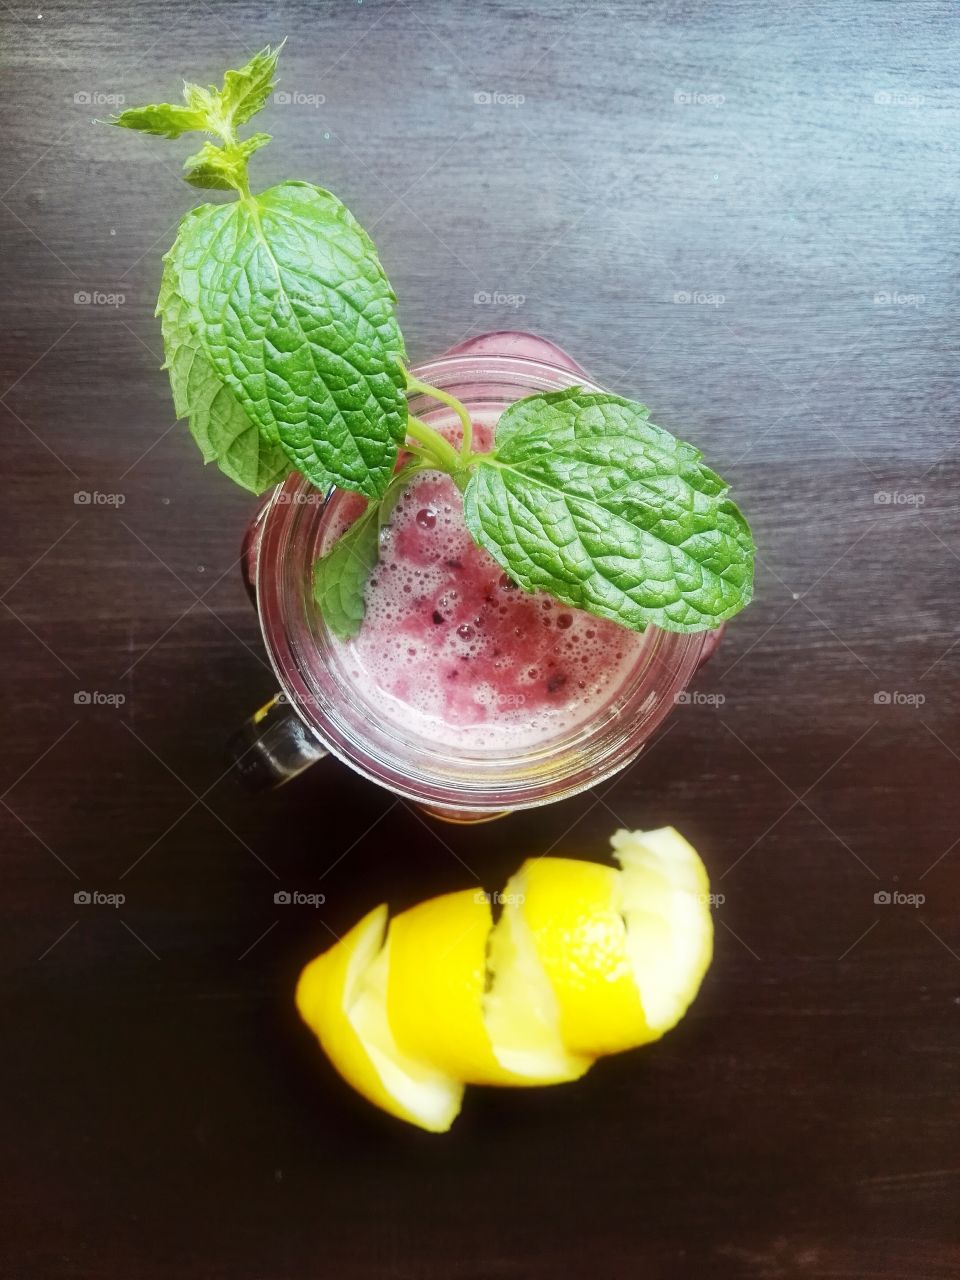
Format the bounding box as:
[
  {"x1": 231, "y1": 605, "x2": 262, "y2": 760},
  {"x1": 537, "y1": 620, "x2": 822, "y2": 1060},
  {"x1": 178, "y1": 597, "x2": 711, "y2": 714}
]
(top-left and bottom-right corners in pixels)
[{"x1": 3, "y1": 2, "x2": 958, "y2": 1276}]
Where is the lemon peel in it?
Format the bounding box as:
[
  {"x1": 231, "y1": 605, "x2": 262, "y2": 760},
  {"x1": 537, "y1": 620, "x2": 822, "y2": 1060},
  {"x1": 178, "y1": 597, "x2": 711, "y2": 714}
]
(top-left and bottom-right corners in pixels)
[
  {"x1": 295, "y1": 904, "x2": 463, "y2": 1133},
  {"x1": 295, "y1": 826, "x2": 713, "y2": 1131},
  {"x1": 387, "y1": 888, "x2": 590, "y2": 1085}
]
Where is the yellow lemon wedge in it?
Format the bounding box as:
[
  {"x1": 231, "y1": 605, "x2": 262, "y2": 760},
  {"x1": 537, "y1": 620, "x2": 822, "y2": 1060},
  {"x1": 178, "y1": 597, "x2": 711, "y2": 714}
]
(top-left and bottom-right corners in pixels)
[
  {"x1": 613, "y1": 826, "x2": 713, "y2": 1037},
  {"x1": 509, "y1": 857, "x2": 653, "y2": 1056},
  {"x1": 295, "y1": 904, "x2": 463, "y2": 1133},
  {"x1": 387, "y1": 888, "x2": 593, "y2": 1086}
]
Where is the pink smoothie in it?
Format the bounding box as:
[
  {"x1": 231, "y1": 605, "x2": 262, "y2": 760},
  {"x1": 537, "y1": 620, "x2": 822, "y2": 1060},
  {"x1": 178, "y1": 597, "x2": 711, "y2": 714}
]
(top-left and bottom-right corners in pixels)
[{"x1": 319, "y1": 428, "x2": 652, "y2": 752}]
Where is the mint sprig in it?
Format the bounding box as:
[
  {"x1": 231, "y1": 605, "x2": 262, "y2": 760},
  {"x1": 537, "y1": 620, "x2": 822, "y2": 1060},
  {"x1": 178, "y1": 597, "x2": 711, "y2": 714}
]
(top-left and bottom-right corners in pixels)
[
  {"x1": 462, "y1": 390, "x2": 754, "y2": 632},
  {"x1": 111, "y1": 45, "x2": 755, "y2": 634}
]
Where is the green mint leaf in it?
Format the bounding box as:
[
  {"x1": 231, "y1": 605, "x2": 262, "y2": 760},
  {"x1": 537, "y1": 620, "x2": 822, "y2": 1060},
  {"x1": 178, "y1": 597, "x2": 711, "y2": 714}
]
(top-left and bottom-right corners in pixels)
[
  {"x1": 110, "y1": 102, "x2": 209, "y2": 138},
  {"x1": 312, "y1": 502, "x2": 381, "y2": 639},
  {"x1": 157, "y1": 248, "x2": 290, "y2": 495},
  {"x1": 111, "y1": 42, "x2": 283, "y2": 142},
  {"x1": 462, "y1": 389, "x2": 754, "y2": 633},
  {"x1": 218, "y1": 42, "x2": 285, "y2": 126},
  {"x1": 183, "y1": 133, "x2": 271, "y2": 190},
  {"x1": 168, "y1": 181, "x2": 407, "y2": 500},
  {"x1": 312, "y1": 466, "x2": 415, "y2": 638}
]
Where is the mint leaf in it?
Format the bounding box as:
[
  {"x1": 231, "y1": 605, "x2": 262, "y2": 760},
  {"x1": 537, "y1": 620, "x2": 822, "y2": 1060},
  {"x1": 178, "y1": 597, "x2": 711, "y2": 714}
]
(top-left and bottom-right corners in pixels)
[
  {"x1": 183, "y1": 133, "x2": 270, "y2": 190},
  {"x1": 462, "y1": 389, "x2": 754, "y2": 633},
  {"x1": 218, "y1": 43, "x2": 285, "y2": 125},
  {"x1": 111, "y1": 102, "x2": 209, "y2": 138},
  {"x1": 111, "y1": 43, "x2": 283, "y2": 142},
  {"x1": 157, "y1": 251, "x2": 290, "y2": 494},
  {"x1": 312, "y1": 466, "x2": 417, "y2": 638},
  {"x1": 168, "y1": 181, "x2": 407, "y2": 500},
  {"x1": 312, "y1": 503, "x2": 380, "y2": 639}
]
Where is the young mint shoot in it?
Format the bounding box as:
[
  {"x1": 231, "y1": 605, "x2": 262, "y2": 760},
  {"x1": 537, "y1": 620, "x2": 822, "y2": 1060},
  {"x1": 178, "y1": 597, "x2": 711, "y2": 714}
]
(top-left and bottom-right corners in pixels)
[{"x1": 111, "y1": 44, "x2": 754, "y2": 637}]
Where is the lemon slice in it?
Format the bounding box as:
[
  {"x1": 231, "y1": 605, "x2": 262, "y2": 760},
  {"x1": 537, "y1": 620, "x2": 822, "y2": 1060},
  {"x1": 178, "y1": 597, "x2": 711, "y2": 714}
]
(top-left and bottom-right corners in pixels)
[
  {"x1": 295, "y1": 826, "x2": 712, "y2": 1131},
  {"x1": 512, "y1": 857, "x2": 653, "y2": 1056},
  {"x1": 387, "y1": 888, "x2": 592, "y2": 1085},
  {"x1": 613, "y1": 826, "x2": 713, "y2": 1036},
  {"x1": 483, "y1": 875, "x2": 594, "y2": 1082},
  {"x1": 295, "y1": 905, "x2": 463, "y2": 1133}
]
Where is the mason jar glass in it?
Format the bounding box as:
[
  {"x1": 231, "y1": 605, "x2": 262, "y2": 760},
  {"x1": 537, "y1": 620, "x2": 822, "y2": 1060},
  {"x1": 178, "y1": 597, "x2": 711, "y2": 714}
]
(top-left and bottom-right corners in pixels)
[{"x1": 230, "y1": 332, "x2": 714, "y2": 821}]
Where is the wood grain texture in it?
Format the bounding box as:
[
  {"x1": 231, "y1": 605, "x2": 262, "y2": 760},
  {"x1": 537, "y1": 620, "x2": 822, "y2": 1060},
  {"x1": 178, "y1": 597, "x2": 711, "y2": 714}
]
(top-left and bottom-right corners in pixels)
[{"x1": 2, "y1": 1, "x2": 959, "y2": 1276}]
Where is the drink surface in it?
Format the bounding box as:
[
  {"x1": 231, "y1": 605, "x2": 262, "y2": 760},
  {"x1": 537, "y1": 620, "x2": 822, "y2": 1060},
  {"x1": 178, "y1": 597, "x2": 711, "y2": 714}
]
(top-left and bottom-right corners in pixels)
[{"x1": 320, "y1": 426, "x2": 652, "y2": 752}]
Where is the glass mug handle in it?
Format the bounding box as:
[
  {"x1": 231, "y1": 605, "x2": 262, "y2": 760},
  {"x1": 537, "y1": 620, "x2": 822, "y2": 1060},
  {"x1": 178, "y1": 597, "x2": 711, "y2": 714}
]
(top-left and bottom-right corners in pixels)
[
  {"x1": 228, "y1": 692, "x2": 327, "y2": 790},
  {"x1": 226, "y1": 494, "x2": 324, "y2": 789}
]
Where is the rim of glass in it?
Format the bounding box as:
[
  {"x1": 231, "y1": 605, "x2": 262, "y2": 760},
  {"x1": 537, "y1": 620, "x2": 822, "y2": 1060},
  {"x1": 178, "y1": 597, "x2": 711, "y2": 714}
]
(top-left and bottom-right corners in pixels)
[{"x1": 254, "y1": 350, "x2": 707, "y2": 811}]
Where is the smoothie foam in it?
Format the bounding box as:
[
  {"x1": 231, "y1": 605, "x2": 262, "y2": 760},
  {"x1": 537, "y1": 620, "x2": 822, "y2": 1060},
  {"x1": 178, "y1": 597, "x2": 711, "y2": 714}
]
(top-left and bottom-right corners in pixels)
[{"x1": 320, "y1": 439, "x2": 653, "y2": 752}]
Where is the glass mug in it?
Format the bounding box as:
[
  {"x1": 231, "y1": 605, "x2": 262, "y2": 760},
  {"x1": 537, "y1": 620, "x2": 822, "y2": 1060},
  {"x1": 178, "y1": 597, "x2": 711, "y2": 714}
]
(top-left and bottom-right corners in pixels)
[{"x1": 229, "y1": 331, "x2": 721, "y2": 822}]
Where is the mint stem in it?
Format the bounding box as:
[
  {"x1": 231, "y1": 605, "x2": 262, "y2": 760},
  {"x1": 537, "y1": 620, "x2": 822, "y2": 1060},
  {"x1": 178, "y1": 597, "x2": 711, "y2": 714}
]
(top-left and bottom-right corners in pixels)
[
  {"x1": 405, "y1": 373, "x2": 474, "y2": 460},
  {"x1": 405, "y1": 413, "x2": 463, "y2": 475}
]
